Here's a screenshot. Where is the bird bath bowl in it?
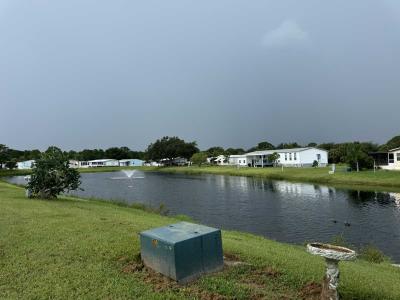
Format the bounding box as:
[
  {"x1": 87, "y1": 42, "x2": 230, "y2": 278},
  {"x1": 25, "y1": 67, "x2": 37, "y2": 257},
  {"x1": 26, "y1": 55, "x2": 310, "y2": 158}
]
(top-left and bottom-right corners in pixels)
[{"x1": 307, "y1": 243, "x2": 356, "y2": 300}]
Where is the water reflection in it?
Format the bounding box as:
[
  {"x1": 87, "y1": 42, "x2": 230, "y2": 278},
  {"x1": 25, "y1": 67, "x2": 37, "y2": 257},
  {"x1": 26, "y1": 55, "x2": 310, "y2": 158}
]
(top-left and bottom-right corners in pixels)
[{"x1": 347, "y1": 190, "x2": 399, "y2": 207}]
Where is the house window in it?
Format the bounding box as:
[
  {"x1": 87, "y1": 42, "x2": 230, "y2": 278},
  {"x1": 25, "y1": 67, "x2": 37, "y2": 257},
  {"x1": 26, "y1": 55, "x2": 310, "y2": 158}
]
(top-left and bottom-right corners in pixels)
[
  {"x1": 397, "y1": 153, "x2": 400, "y2": 161},
  {"x1": 285, "y1": 153, "x2": 287, "y2": 161},
  {"x1": 289, "y1": 153, "x2": 292, "y2": 160},
  {"x1": 317, "y1": 154, "x2": 321, "y2": 161},
  {"x1": 389, "y1": 153, "x2": 394, "y2": 164},
  {"x1": 294, "y1": 153, "x2": 297, "y2": 160}
]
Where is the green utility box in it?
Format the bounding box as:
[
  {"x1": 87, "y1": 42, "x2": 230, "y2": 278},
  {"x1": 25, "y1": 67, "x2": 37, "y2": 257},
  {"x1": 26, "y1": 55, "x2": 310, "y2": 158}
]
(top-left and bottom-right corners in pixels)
[{"x1": 140, "y1": 222, "x2": 223, "y2": 283}]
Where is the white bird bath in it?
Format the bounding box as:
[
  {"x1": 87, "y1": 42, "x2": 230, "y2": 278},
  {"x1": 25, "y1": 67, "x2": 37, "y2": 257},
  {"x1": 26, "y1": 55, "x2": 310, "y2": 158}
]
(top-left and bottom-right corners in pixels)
[{"x1": 307, "y1": 243, "x2": 356, "y2": 300}]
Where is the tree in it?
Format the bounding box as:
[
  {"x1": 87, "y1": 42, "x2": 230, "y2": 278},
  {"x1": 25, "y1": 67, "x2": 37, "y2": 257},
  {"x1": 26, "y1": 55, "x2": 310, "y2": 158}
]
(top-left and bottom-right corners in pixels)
[
  {"x1": 27, "y1": 146, "x2": 81, "y2": 199},
  {"x1": 146, "y1": 136, "x2": 199, "y2": 163},
  {"x1": 307, "y1": 142, "x2": 317, "y2": 147},
  {"x1": 256, "y1": 141, "x2": 275, "y2": 150},
  {"x1": 5, "y1": 160, "x2": 17, "y2": 169},
  {"x1": 0, "y1": 144, "x2": 10, "y2": 169},
  {"x1": 191, "y1": 152, "x2": 208, "y2": 166},
  {"x1": 276, "y1": 142, "x2": 301, "y2": 149},
  {"x1": 78, "y1": 149, "x2": 105, "y2": 161},
  {"x1": 206, "y1": 147, "x2": 225, "y2": 157},
  {"x1": 267, "y1": 152, "x2": 280, "y2": 166},
  {"x1": 379, "y1": 135, "x2": 400, "y2": 151},
  {"x1": 225, "y1": 148, "x2": 245, "y2": 155},
  {"x1": 105, "y1": 147, "x2": 131, "y2": 160},
  {"x1": 345, "y1": 143, "x2": 373, "y2": 171},
  {"x1": 247, "y1": 141, "x2": 275, "y2": 152}
]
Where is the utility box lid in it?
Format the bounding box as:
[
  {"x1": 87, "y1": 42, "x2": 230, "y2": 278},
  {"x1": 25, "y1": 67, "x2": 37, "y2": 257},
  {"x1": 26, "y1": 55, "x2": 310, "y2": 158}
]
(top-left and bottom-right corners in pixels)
[
  {"x1": 141, "y1": 222, "x2": 219, "y2": 244},
  {"x1": 140, "y1": 222, "x2": 223, "y2": 283}
]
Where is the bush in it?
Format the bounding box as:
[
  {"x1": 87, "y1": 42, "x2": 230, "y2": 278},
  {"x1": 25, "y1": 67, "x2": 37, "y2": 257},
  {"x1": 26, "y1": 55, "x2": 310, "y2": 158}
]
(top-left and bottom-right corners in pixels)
[
  {"x1": 330, "y1": 234, "x2": 351, "y2": 248},
  {"x1": 312, "y1": 160, "x2": 319, "y2": 167},
  {"x1": 191, "y1": 152, "x2": 208, "y2": 166},
  {"x1": 27, "y1": 147, "x2": 81, "y2": 199},
  {"x1": 359, "y1": 245, "x2": 388, "y2": 263},
  {"x1": 330, "y1": 235, "x2": 387, "y2": 263},
  {"x1": 5, "y1": 160, "x2": 17, "y2": 170}
]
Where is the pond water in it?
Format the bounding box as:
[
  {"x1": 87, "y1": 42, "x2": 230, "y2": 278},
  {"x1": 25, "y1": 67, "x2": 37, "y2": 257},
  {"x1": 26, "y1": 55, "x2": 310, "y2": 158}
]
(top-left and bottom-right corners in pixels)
[{"x1": 6, "y1": 170, "x2": 400, "y2": 262}]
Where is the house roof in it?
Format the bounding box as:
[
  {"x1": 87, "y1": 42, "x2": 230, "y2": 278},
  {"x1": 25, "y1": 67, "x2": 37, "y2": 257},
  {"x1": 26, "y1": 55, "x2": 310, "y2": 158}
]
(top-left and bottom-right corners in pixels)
[
  {"x1": 246, "y1": 147, "x2": 326, "y2": 156},
  {"x1": 88, "y1": 159, "x2": 118, "y2": 163},
  {"x1": 229, "y1": 154, "x2": 247, "y2": 158},
  {"x1": 18, "y1": 160, "x2": 35, "y2": 164},
  {"x1": 389, "y1": 147, "x2": 400, "y2": 152},
  {"x1": 118, "y1": 159, "x2": 143, "y2": 162}
]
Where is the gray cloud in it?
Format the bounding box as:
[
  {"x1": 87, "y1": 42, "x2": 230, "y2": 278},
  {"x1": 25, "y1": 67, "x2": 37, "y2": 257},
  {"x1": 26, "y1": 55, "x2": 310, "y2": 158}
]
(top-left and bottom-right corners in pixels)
[{"x1": 262, "y1": 20, "x2": 309, "y2": 48}]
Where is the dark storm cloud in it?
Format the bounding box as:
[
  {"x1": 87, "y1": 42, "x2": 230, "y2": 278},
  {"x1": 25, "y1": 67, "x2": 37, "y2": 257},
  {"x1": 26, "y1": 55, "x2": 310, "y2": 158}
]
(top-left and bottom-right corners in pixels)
[{"x1": 1, "y1": 0, "x2": 399, "y2": 150}]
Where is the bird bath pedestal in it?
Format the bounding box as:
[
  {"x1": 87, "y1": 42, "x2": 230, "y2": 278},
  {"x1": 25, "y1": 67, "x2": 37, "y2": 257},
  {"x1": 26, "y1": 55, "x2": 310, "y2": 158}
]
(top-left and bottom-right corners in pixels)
[{"x1": 307, "y1": 243, "x2": 356, "y2": 300}]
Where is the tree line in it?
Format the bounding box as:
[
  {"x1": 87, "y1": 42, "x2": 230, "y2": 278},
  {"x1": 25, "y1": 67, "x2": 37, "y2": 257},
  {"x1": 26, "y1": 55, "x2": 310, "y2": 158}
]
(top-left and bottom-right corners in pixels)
[
  {"x1": 0, "y1": 144, "x2": 146, "y2": 169},
  {"x1": 1, "y1": 135, "x2": 399, "y2": 170}
]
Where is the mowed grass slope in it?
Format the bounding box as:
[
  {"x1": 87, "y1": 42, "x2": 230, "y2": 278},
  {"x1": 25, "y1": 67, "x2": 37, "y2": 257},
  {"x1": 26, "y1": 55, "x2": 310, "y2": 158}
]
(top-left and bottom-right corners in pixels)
[
  {"x1": 147, "y1": 165, "x2": 400, "y2": 189},
  {"x1": 0, "y1": 182, "x2": 399, "y2": 299}
]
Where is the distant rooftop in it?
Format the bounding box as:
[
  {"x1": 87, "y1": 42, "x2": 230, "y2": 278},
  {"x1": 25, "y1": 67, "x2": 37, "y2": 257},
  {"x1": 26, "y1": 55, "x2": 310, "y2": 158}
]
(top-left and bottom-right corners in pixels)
[
  {"x1": 88, "y1": 159, "x2": 117, "y2": 163},
  {"x1": 246, "y1": 147, "x2": 327, "y2": 156}
]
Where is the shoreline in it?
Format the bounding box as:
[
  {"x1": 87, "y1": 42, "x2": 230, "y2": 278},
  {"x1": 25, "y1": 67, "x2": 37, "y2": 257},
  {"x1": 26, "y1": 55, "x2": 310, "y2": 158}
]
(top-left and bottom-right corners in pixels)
[
  {"x1": 2, "y1": 165, "x2": 400, "y2": 192},
  {"x1": 142, "y1": 165, "x2": 400, "y2": 192}
]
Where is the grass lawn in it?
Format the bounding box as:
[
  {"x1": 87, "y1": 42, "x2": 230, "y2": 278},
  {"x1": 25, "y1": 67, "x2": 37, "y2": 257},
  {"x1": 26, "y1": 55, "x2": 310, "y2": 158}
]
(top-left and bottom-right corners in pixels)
[
  {"x1": 144, "y1": 165, "x2": 400, "y2": 190},
  {"x1": 0, "y1": 182, "x2": 399, "y2": 299}
]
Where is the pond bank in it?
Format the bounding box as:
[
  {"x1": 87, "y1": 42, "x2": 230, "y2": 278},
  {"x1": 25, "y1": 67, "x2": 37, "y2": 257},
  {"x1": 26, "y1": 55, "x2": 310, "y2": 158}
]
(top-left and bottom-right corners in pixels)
[
  {"x1": 0, "y1": 181, "x2": 399, "y2": 299},
  {"x1": 144, "y1": 165, "x2": 400, "y2": 191},
  {"x1": 3, "y1": 165, "x2": 400, "y2": 191}
]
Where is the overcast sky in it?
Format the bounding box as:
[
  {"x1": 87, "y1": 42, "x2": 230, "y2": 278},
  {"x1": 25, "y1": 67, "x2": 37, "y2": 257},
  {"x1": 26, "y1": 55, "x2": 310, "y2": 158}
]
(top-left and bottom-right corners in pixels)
[{"x1": 1, "y1": 1, "x2": 400, "y2": 151}]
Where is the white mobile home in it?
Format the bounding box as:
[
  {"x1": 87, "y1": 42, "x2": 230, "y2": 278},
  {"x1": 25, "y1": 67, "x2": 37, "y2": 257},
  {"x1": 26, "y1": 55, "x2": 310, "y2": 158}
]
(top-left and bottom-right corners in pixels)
[
  {"x1": 208, "y1": 155, "x2": 228, "y2": 165},
  {"x1": 17, "y1": 160, "x2": 35, "y2": 169},
  {"x1": 69, "y1": 160, "x2": 80, "y2": 168},
  {"x1": 160, "y1": 157, "x2": 188, "y2": 166},
  {"x1": 83, "y1": 159, "x2": 119, "y2": 167},
  {"x1": 228, "y1": 155, "x2": 248, "y2": 166},
  {"x1": 119, "y1": 159, "x2": 145, "y2": 167},
  {"x1": 230, "y1": 147, "x2": 328, "y2": 167},
  {"x1": 373, "y1": 147, "x2": 400, "y2": 170}
]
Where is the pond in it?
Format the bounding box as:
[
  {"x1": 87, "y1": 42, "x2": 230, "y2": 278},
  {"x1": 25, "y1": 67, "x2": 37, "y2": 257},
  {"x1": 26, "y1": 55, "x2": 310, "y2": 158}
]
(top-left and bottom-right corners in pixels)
[{"x1": 6, "y1": 170, "x2": 400, "y2": 262}]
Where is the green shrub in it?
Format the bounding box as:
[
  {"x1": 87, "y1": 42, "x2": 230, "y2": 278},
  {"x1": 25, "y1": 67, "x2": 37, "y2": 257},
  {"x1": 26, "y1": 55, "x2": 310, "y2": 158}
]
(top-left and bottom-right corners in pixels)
[
  {"x1": 330, "y1": 234, "x2": 350, "y2": 248},
  {"x1": 359, "y1": 245, "x2": 388, "y2": 263},
  {"x1": 27, "y1": 147, "x2": 81, "y2": 199}
]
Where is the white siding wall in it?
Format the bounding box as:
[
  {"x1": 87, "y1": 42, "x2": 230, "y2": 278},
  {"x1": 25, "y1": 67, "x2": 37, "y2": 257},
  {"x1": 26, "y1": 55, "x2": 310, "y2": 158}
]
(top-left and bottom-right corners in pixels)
[
  {"x1": 104, "y1": 160, "x2": 119, "y2": 166},
  {"x1": 229, "y1": 156, "x2": 248, "y2": 166},
  {"x1": 382, "y1": 149, "x2": 400, "y2": 170},
  {"x1": 298, "y1": 149, "x2": 328, "y2": 166},
  {"x1": 278, "y1": 152, "x2": 301, "y2": 166}
]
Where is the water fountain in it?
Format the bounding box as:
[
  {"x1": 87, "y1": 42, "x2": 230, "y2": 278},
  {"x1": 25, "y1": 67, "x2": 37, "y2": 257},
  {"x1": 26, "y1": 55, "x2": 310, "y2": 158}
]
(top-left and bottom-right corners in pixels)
[
  {"x1": 122, "y1": 170, "x2": 136, "y2": 179},
  {"x1": 110, "y1": 170, "x2": 145, "y2": 180}
]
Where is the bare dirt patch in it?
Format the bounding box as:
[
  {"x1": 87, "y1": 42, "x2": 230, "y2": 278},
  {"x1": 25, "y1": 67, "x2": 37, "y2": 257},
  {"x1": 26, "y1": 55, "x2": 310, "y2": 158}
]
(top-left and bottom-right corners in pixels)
[
  {"x1": 119, "y1": 253, "x2": 229, "y2": 299},
  {"x1": 299, "y1": 282, "x2": 322, "y2": 300},
  {"x1": 223, "y1": 252, "x2": 248, "y2": 267}
]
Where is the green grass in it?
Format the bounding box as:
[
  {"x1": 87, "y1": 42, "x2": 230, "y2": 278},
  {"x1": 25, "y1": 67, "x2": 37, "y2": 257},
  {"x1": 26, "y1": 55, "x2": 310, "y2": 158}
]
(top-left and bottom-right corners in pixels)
[
  {"x1": 144, "y1": 165, "x2": 400, "y2": 190},
  {"x1": 0, "y1": 182, "x2": 399, "y2": 299}
]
